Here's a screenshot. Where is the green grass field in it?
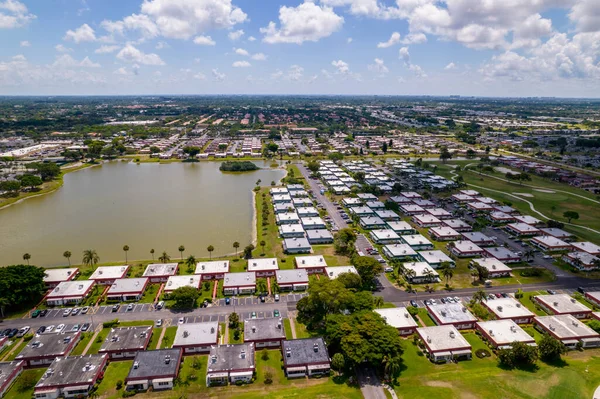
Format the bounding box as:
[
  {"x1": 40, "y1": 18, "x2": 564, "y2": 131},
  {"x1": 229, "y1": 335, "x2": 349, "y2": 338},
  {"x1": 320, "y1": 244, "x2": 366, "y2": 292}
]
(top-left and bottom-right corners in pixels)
[
  {"x1": 4, "y1": 369, "x2": 46, "y2": 399},
  {"x1": 160, "y1": 326, "x2": 177, "y2": 349}
]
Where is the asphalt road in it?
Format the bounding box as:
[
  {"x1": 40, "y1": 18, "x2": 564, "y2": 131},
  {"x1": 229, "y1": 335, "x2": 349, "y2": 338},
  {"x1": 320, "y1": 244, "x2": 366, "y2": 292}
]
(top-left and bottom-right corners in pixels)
[{"x1": 297, "y1": 164, "x2": 348, "y2": 229}]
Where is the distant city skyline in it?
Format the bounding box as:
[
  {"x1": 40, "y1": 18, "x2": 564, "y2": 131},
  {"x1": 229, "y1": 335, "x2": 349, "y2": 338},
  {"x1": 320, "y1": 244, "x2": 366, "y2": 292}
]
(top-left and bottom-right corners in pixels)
[{"x1": 1, "y1": 0, "x2": 599, "y2": 97}]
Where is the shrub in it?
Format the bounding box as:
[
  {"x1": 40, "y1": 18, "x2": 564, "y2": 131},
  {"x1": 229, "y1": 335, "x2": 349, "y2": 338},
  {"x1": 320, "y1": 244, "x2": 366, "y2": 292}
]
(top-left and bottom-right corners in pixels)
[
  {"x1": 264, "y1": 371, "x2": 273, "y2": 385},
  {"x1": 261, "y1": 349, "x2": 270, "y2": 361},
  {"x1": 122, "y1": 390, "x2": 137, "y2": 398},
  {"x1": 475, "y1": 349, "x2": 491, "y2": 359},
  {"x1": 116, "y1": 380, "x2": 123, "y2": 390},
  {"x1": 103, "y1": 319, "x2": 119, "y2": 328}
]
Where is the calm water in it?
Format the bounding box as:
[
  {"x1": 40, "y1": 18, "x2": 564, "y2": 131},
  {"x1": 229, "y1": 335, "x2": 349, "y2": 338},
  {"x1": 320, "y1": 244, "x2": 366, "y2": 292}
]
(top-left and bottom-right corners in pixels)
[{"x1": 0, "y1": 161, "x2": 285, "y2": 267}]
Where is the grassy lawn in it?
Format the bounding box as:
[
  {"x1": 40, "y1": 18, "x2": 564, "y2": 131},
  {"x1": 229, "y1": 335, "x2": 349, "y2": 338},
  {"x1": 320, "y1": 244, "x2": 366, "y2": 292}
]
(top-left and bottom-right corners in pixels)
[
  {"x1": 519, "y1": 292, "x2": 549, "y2": 316},
  {"x1": 294, "y1": 320, "x2": 312, "y2": 339},
  {"x1": 147, "y1": 328, "x2": 161, "y2": 350},
  {"x1": 70, "y1": 331, "x2": 95, "y2": 356},
  {"x1": 4, "y1": 338, "x2": 27, "y2": 361},
  {"x1": 87, "y1": 328, "x2": 111, "y2": 355},
  {"x1": 138, "y1": 283, "x2": 160, "y2": 303},
  {"x1": 95, "y1": 360, "x2": 133, "y2": 399},
  {"x1": 283, "y1": 318, "x2": 294, "y2": 339},
  {"x1": 229, "y1": 322, "x2": 244, "y2": 344},
  {"x1": 4, "y1": 369, "x2": 46, "y2": 399},
  {"x1": 160, "y1": 326, "x2": 177, "y2": 349},
  {"x1": 415, "y1": 308, "x2": 436, "y2": 327},
  {"x1": 396, "y1": 333, "x2": 600, "y2": 399}
]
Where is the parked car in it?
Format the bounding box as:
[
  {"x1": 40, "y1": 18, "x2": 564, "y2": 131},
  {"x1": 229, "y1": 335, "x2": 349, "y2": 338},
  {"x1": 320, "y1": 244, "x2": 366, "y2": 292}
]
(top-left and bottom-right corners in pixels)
[
  {"x1": 63, "y1": 309, "x2": 71, "y2": 317},
  {"x1": 0, "y1": 329, "x2": 11, "y2": 337},
  {"x1": 260, "y1": 296, "x2": 266, "y2": 303},
  {"x1": 156, "y1": 301, "x2": 165, "y2": 310},
  {"x1": 156, "y1": 319, "x2": 163, "y2": 327},
  {"x1": 225, "y1": 297, "x2": 231, "y2": 305},
  {"x1": 71, "y1": 324, "x2": 80, "y2": 332},
  {"x1": 7, "y1": 329, "x2": 18, "y2": 338},
  {"x1": 251, "y1": 312, "x2": 257, "y2": 319},
  {"x1": 178, "y1": 317, "x2": 185, "y2": 324},
  {"x1": 39, "y1": 309, "x2": 48, "y2": 317},
  {"x1": 577, "y1": 287, "x2": 586, "y2": 294},
  {"x1": 430, "y1": 299, "x2": 437, "y2": 305},
  {"x1": 495, "y1": 293, "x2": 502, "y2": 298},
  {"x1": 440, "y1": 298, "x2": 446, "y2": 304},
  {"x1": 55, "y1": 324, "x2": 65, "y2": 333},
  {"x1": 81, "y1": 307, "x2": 89, "y2": 314},
  {"x1": 127, "y1": 304, "x2": 134, "y2": 311},
  {"x1": 111, "y1": 304, "x2": 120, "y2": 312},
  {"x1": 542, "y1": 255, "x2": 553, "y2": 259},
  {"x1": 31, "y1": 310, "x2": 41, "y2": 318},
  {"x1": 384, "y1": 266, "x2": 394, "y2": 272},
  {"x1": 547, "y1": 289, "x2": 556, "y2": 295},
  {"x1": 17, "y1": 326, "x2": 30, "y2": 338},
  {"x1": 36, "y1": 326, "x2": 46, "y2": 335},
  {"x1": 81, "y1": 323, "x2": 90, "y2": 332},
  {"x1": 45, "y1": 325, "x2": 55, "y2": 333},
  {"x1": 274, "y1": 310, "x2": 280, "y2": 317},
  {"x1": 453, "y1": 297, "x2": 460, "y2": 303},
  {"x1": 71, "y1": 308, "x2": 80, "y2": 316},
  {"x1": 410, "y1": 300, "x2": 418, "y2": 307},
  {"x1": 274, "y1": 294, "x2": 280, "y2": 302}
]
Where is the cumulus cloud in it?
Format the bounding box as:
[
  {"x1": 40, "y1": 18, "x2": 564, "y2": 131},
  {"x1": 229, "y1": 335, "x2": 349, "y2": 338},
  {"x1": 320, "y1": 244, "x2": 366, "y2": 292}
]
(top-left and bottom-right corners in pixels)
[
  {"x1": 116, "y1": 44, "x2": 165, "y2": 65},
  {"x1": 55, "y1": 44, "x2": 72, "y2": 53},
  {"x1": 248, "y1": 36, "x2": 256, "y2": 41},
  {"x1": 511, "y1": 14, "x2": 553, "y2": 49},
  {"x1": 228, "y1": 29, "x2": 244, "y2": 41},
  {"x1": 368, "y1": 58, "x2": 389, "y2": 76},
  {"x1": 95, "y1": 45, "x2": 120, "y2": 54},
  {"x1": 408, "y1": 63, "x2": 427, "y2": 78},
  {"x1": 232, "y1": 60, "x2": 251, "y2": 67},
  {"x1": 444, "y1": 62, "x2": 456, "y2": 70},
  {"x1": 155, "y1": 41, "x2": 169, "y2": 49},
  {"x1": 64, "y1": 24, "x2": 97, "y2": 43},
  {"x1": 212, "y1": 68, "x2": 225, "y2": 81},
  {"x1": 193, "y1": 72, "x2": 206, "y2": 79},
  {"x1": 19, "y1": 40, "x2": 29, "y2": 47},
  {"x1": 287, "y1": 65, "x2": 304, "y2": 80},
  {"x1": 0, "y1": 0, "x2": 36, "y2": 29},
  {"x1": 347, "y1": 37, "x2": 353, "y2": 43},
  {"x1": 331, "y1": 59, "x2": 349, "y2": 74},
  {"x1": 377, "y1": 32, "x2": 401, "y2": 48},
  {"x1": 401, "y1": 33, "x2": 427, "y2": 44},
  {"x1": 251, "y1": 53, "x2": 267, "y2": 61},
  {"x1": 52, "y1": 54, "x2": 100, "y2": 68},
  {"x1": 261, "y1": 2, "x2": 344, "y2": 44},
  {"x1": 234, "y1": 47, "x2": 249, "y2": 56},
  {"x1": 399, "y1": 47, "x2": 410, "y2": 63},
  {"x1": 569, "y1": 0, "x2": 600, "y2": 33},
  {"x1": 193, "y1": 35, "x2": 216, "y2": 45}
]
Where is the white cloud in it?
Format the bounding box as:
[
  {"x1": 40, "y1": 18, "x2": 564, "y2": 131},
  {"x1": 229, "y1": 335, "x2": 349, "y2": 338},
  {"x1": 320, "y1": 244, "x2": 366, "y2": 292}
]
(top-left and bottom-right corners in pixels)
[
  {"x1": 232, "y1": 60, "x2": 251, "y2": 67},
  {"x1": 377, "y1": 32, "x2": 400, "y2": 48},
  {"x1": 234, "y1": 47, "x2": 249, "y2": 56},
  {"x1": 408, "y1": 63, "x2": 427, "y2": 78},
  {"x1": 116, "y1": 44, "x2": 165, "y2": 65},
  {"x1": 193, "y1": 72, "x2": 206, "y2": 79},
  {"x1": 331, "y1": 59, "x2": 350, "y2": 74},
  {"x1": 212, "y1": 68, "x2": 225, "y2": 81},
  {"x1": 193, "y1": 35, "x2": 216, "y2": 45},
  {"x1": 101, "y1": 14, "x2": 160, "y2": 38},
  {"x1": 95, "y1": 45, "x2": 120, "y2": 54},
  {"x1": 19, "y1": 40, "x2": 29, "y2": 47},
  {"x1": 155, "y1": 41, "x2": 169, "y2": 49},
  {"x1": 319, "y1": 0, "x2": 415, "y2": 20},
  {"x1": 79, "y1": 56, "x2": 101, "y2": 68},
  {"x1": 444, "y1": 62, "x2": 456, "y2": 70},
  {"x1": 347, "y1": 37, "x2": 353, "y2": 43},
  {"x1": 511, "y1": 14, "x2": 553, "y2": 49},
  {"x1": 368, "y1": 58, "x2": 389, "y2": 75},
  {"x1": 287, "y1": 65, "x2": 304, "y2": 80},
  {"x1": 114, "y1": 67, "x2": 130, "y2": 75},
  {"x1": 0, "y1": 0, "x2": 36, "y2": 29},
  {"x1": 251, "y1": 53, "x2": 267, "y2": 61},
  {"x1": 271, "y1": 69, "x2": 284, "y2": 79},
  {"x1": 55, "y1": 44, "x2": 72, "y2": 53},
  {"x1": 261, "y1": 2, "x2": 344, "y2": 44},
  {"x1": 399, "y1": 47, "x2": 410, "y2": 63},
  {"x1": 569, "y1": 0, "x2": 600, "y2": 33},
  {"x1": 228, "y1": 29, "x2": 244, "y2": 41},
  {"x1": 64, "y1": 24, "x2": 97, "y2": 43},
  {"x1": 248, "y1": 36, "x2": 256, "y2": 41},
  {"x1": 401, "y1": 33, "x2": 427, "y2": 44},
  {"x1": 52, "y1": 54, "x2": 100, "y2": 68}
]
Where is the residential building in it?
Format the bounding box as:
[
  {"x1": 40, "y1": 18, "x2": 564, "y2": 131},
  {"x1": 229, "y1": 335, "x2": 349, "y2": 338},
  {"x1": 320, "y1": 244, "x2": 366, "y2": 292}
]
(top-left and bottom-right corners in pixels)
[
  {"x1": 106, "y1": 278, "x2": 149, "y2": 302},
  {"x1": 514, "y1": 215, "x2": 543, "y2": 226},
  {"x1": 383, "y1": 244, "x2": 418, "y2": 260},
  {"x1": 483, "y1": 246, "x2": 521, "y2": 263},
  {"x1": 125, "y1": 349, "x2": 183, "y2": 391},
  {"x1": 0, "y1": 361, "x2": 24, "y2": 398},
  {"x1": 295, "y1": 256, "x2": 327, "y2": 274},
  {"x1": 571, "y1": 242, "x2": 600, "y2": 256},
  {"x1": 46, "y1": 280, "x2": 95, "y2": 306},
  {"x1": 89, "y1": 265, "x2": 130, "y2": 285},
  {"x1": 359, "y1": 216, "x2": 386, "y2": 229},
  {"x1": 282, "y1": 338, "x2": 331, "y2": 378},
  {"x1": 585, "y1": 292, "x2": 600, "y2": 307},
  {"x1": 16, "y1": 332, "x2": 81, "y2": 367},
  {"x1": 400, "y1": 204, "x2": 425, "y2": 215},
  {"x1": 426, "y1": 208, "x2": 453, "y2": 220},
  {"x1": 172, "y1": 323, "x2": 219, "y2": 354},
  {"x1": 416, "y1": 325, "x2": 472, "y2": 363},
  {"x1": 540, "y1": 228, "x2": 576, "y2": 241},
  {"x1": 296, "y1": 207, "x2": 319, "y2": 218},
  {"x1": 375, "y1": 307, "x2": 418, "y2": 336},
  {"x1": 223, "y1": 272, "x2": 256, "y2": 295},
  {"x1": 441, "y1": 219, "x2": 472, "y2": 232},
  {"x1": 245, "y1": 318, "x2": 286, "y2": 348},
  {"x1": 195, "y1": 261, "x2": 230, "y2": 280},
  {"x1": 324, "y1": 266, "x2": 358, "y2": 279},
  {"x1": 370, "y1": 229, "x2": 401, "y2": 244},
  {"x1": 301, "y1": 217, "x2": 326, "y2": 230},
  {"x1": 374, "y1": 209, "x2": 400, "y2": 221},
  {"x1": 476, "y1": 320, "x2": 536, "y2": 349},
  {"x1": 427, "y1": 302, "x2": 477, "y2": 329},
  {"x1": 534, "y1": 315, "x2": 600, "y2": 349},
  {"x1": 505, "y1": 223, "x2": 541, "y2": 237},
  {"x1": 386, "y1": 221, "x2": 415, "y2": 234},
  {"x1": 470, "y1": 258, "x2": 511, "y2": 278},
  {"x1": 467, "y1": 202, "x2": 494, "y2": 212},
  {"x1": 33, "y1": 355, "x2": 108, "y2": 399},
  {"x1": 305, "y1": 229, "x2": 333, "y2": 244},
  {"x1": 206, "y1": 344, "x2": 255, "y2": 386},
  {"x1": 164, "y1": 275, "x2": 201, "y2": 296},
  {"x1": 531, "y1": 236, "x2": 572, "y2": 252},
  {"x1": 99, "y1": 327, "x2": 152, "y2": 359},
  {"x1": 534, "y1": 294, "x2": 592, "y2": 319},
  {"x1": 283, "y1": 237, "x2": 312, "y2": 254},
  {"x1": 412, "y1": 214, "x2": 442, "y2": 228},
  {"x1": 401, "y1": 234, "x2": 434, "y2": 250},
  {"x1": 247, "y1": 258, "x2": 279, "y2": 277},
  {"x1": 460, "y1": 232, "x2": 495, "y2": 247},
  {"x1": 488, "y1": 212, "x2": 516, "y2": 224},
  {"x1": 563, "y1": 252, "x2": 600, "y2": 271},
  {"x1": 482, "y1": 297, "x2": 535, "y2": 324},
  {"x1": 276, "y1": 212, "x2": 300, "y2": 225},
  {"x1": 448, "y1": 240, "x2": 485, "y2": 258},
  {"x1": 143, "y1": 263, "x2": 178, "y2": 283},
  {"x1": 402, "y1": 262, "x2": 440, "y2": 283},
  {"x1": 43, "y1": 268, "x2": 78, "y2": 289},
  {"x1": 278, "y1": 224, "x2": 306, "y2": 238},
  {"x1": 418, "y1": 251, "x2": 455, "y2": 268},
  {"x1": 429, "y1": 226, "x2": 461, "y2": 241}
]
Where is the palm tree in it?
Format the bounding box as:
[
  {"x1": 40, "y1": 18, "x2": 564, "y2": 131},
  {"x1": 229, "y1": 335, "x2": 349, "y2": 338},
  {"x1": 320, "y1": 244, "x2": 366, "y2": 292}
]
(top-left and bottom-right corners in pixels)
[
  {"x1": 207, "y1": 245, "x2": 214, "y2": 259},
  {"x1": 185, "y1": 255, "x2": 197, "y2": 273},
  {"x1": 82, "y1": 249, "x2": 100, "y2": 268},
  {"x1": 178, "y1": 245, "x2": 185, "y2": 260},
  {"x1": 524, "y1": 248, "x2": 535, "y2": 262},
  {"x1": 374, "y1": 296, "x2": 384, "y2": 308},
  {"x1": 63, "y1": 251, "x2": 72, "y2": 266},
  {"x1": 22, "y1": 253, "x2": 31, "y2": 265},
  {"x1": 123, "y1": 245, "x2": 129, "y2": 263},
  {"x1": 424, "y1": 269, "x2": 436, "y2": 283},
  {"x1": 472, "y1": 289, "x2": 487, "y2": 303},
  {"x1": 233, "y1": 241, "x2": 240, "y2": 257},
  {"x1": 439, "y1": 262, "x2": 454, "y2": 285},
  {"x1": 150, "y1": 248, "x2": 155, "y2": 261},
  {"x1": 259, "y1": 240, "x2": 266, "y2": 255},
  {"x1": 158, "y1": 251, "x2": 170, "y2": 263},
  {"x1": 404, "y1": 268, "x2": 416, "y2": 283},
  {"x1": 383, "y1": 356, "x2": 401, "y2": 383}
]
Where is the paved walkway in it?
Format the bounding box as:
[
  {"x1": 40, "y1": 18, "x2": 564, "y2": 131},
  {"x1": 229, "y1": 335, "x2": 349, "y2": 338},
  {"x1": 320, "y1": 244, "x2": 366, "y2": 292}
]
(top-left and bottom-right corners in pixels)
[
  {"x1": 356, "y1": 366, "x2": 387, "y2": 399},
  {"x1": 288, "y1": 314, "x2": 298, "y2": 339},
  {"x1": 81, "y1": 329, "x2": 101, "y2": 355},
  {"x1": 212, "y1": 280, "x2": 218, "y2": 301},
  {"x1": 0, "y1": 338, "x2": 23, "y2": 361},
  {"x1": 155, "y1": 327, "x2": 167, "y2": 349}
]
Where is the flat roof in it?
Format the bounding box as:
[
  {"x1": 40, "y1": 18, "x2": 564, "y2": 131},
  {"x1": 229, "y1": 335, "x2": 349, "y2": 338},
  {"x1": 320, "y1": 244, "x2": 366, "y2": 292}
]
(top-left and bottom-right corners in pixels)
[
  {"x1": 428, "y1": 302, "x2": 477, "y2": 324},
  {"x1": 514, "y1": 215, "x2": 542, "y2": 225},
  {"x1": 442, "y1": 219, "x2": 471, "y2": 229},
  {"x1": 403, "y1": 262, "x2": 439, "y2": 278},
  {"x1": 173, "y1": 322, "x2": 219, "y2": 347},
  {"x1": 107, "y1": 278, "x2": 148, "y2": 295},
  {"x1": 279, "y1": 224, "x2": 306, "y2": 234},
  {"x1": 534, "y1": 315, "x2": 599, "y2": 339},
  {"x1": 484, "y1": 246, "x2": 519, "y2": 259},
  {"x1": 16, "y1": 332, "x2": 80, "y2": 360},
  {"x1": 371, "y1": 229, "x2": 400, "y2": 240},
  {"x1": 375, "y1": 307, "x2": 418, "y2": 330},
  {"x1": 195, "y1": 261, "x2": 230, "y2": 275},
  {"x1": 34, "y1": 354, "x2": 107, "y2": 389},
  {"x1": 461, "y1": 232, "x2": 493, "y2": 242},
  {"x1": 324, "y1": 266, "x2": 358, "y2": 279},
  {"x1": 402, "y1": 234, "x2": 433, "y2": 247},
  {"x1": 452, "y1": 240, "x2": 484, "y2": 253},
  {"x1": 0, "y1": 360, "x2": 23, "y2": 387},
  {"x1": 143, "y1": 263, "x2": 178, "y2": 277},
  {"x1": 305, "y1": 229, "x2": 333, "y2": 239},
  {"x1": 417, "y1": 325, "x2": 471, "y2": 352},
  {"x1": 301, "y1": 216, "x2": 325, "y2": 225},
  {"x1": 532, "y1": 235, "x2": 570, "y2": 247},
  {"x1": 47, "y1": 280, "x2": 94, "y2": 298},
  {"x1": 571, "y1": 242, "x2": 600, "y2": 254},
  {"x1": 208, "y1": 343, "x2": 255, "y2": 373},
  {"x1": 507, "y1": 223, "x2": 540, "y2": 233},
  {"x1": 223, "y1": 272, "x2": 256, "y2": 287},
  {"x1": 165, "y1": 275, "x2": 201, "y2": 292},
  {"x1": 89, "y1": 265, "x2": 128, "y2": 280},
  {"x1": 587, "y1": 292, "x2": 600, "y2": 304},
  {"x1": 247, "y1": 258, "x2": 279, "y2": 272},
  {"x1": 276, "y1": 269, "x2": 309, "y2": 284},
  {"x1": 282, "y1": 338, "x2": 329, "y2": 367},
  {"x1": 418, "y1": 250, "x2": 454, "y2": 265},
  {"x1": 540, "y1": 228, "x2": 574, "y2": 238},
  {"x1": 244, "y1": 318, "x2": 286, "y2": 341},
  {"x1": 535, "y1": 294, "x2": 591, "y2": 314},
  {"x1": 414, "y1": 214, "x2": 441, "y2": 224},
  {"x1": 359, "y1": 216, "x2": 386, "y2": 225},
  {"x1": 430, "y1": 226, "x2": 460, "y2": 237},
  {"x1": 127, "y1": 349, "x2": 182, "y2": 380},
  {"x1": 477, "y1": 320, "x2": 534, "y2": 346},
  {"x1": 384, "y1": 244, "x2": 417, "y2": 257},
  {"x1": 484, "y1": 297, "x2": 534, "y2": 319},
  {"x1": 100, "y1": 326, "x2": 152, "y2": 353},
  {"x1": 44, "y1": 268, "x2": 78, "y2": 283},
  {"x1": 295, "y1": 255, "x2": 327, "y2": 268},
  {"x1": 472, "y1": 258, "x2": 511, "y2": 273},
  {"x1": 386, "y1": 221, "x2": 413, "y2": 231},
  {"x1": 283, "y1": 237, "x2": 312, "y2": 249}
]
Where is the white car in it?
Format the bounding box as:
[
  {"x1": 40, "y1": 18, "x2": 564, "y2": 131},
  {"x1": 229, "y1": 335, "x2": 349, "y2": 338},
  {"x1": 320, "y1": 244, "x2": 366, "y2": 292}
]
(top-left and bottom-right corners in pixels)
[
  {"x1": 156, "y1": 319, "x2": 163, "y2": 327},
  {"x1": 62, "y1": 309, "x2": 71, "y2": 317},
  {"x1": 178, "y1": 317, "x2": 185, "y2": 324},
  {"x1": 56, "y1": 324, "x2": 65, "y2": 333},
  {"x1": 543, "y1": 255, "x2": 553, "y2": 259},
  {"x1": 45, "y1": 325, "x2": 55, "y2": 333}
]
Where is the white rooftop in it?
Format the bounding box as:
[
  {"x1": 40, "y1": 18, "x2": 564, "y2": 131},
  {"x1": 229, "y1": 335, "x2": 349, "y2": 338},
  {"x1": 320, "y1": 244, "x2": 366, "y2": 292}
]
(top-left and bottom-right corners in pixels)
[
  {"x1": 44, "y1": 268, "x2": 78, "y2": 283},
  {"x1": 173, "y1": 322, "x2": 219, "y2": 347},
  {"x1": 419, "y1": 250, "x2": 454, "y2": 265},
  {"x1": 143, "y1": 263, "x2": 178, "y2": 277},
  {"x1": 386, "y1": 221, "x2": 413, "y2": 231},
  {"x1": 402, "y1": 234, "x2": 433, "y2": 247},
  {"x1": 276, "y1": 269, "x2": 309, "y2": 284},
  {"x1": 514, "y1": 215, "x2": 542, "y2": 225},
  {"x1": 571, "y1": 241, "x2": 600, "y2": 254},
  {"x1": 247, "y1": 258, "x2": 279, "y2": 272},
  {"x1": 195, "y1": 261, "x2": 230, "y2": 275},
  {"x1": 89, "y1": 265, "x2": 129, "y2": 280},
  {"x1": 403, "y1": 262, "x2": 439, "y2": 279},
  {"x1": 384, "y1": 244, "x2": 417, "y2": 258},
  {"x1": 507, "y1": 223, "x2": 540, "y2": 233},
  {"x1": 324, "y1": 266, "x2": 358, "y2": 279},
  {"x1": 375, "y1": 307, "x2": 418, "y2": 330},
  {"x1": 535, "y1": 294, "x2": 591, "y2": 314},
  {"x1": 477, "y1": 320, "x2": 535, "y2": 347},
  {"x1": 532, "y1": 235, "x2": 570, "y2": 247},
  {"x1": 223, "y1": 272, "x2": 256, "y2": 287},
  {"x1": 484, "y1": 297, "x2": 534, "y2": 319},
  {"x1": 472, "y1": 258, "x2": 511, "y2": 273},
  {"x1": 164, "y1": 275, "x2": 201, "y2": 292},
  {"x1": 47, "y1": 280, "x2": 94, "y2": 298},
  {"x1": 430, "y1": 226, "x2": 460, "y2": 237},
  {"x1": 417, "y1": 325, "x2": 471, "y2": 352},
  {"x1": 428, "y1": 302, "x2": 477, "y2": 324},
  {"x1": 371, "y1": 229, "x2": 400, "y2": 241},
  {"x1": 107, "y1": 278, "x2": 148, "y2": 294},
  {"x1": 295, "y1": 255, "x2": 327, "y2": 269},
  {"x1": 534, "y1": 314, "x2": 599, "y2": 339},
  {"x1": 452, "y1": 240, "x2": 484, "y2": 253}
]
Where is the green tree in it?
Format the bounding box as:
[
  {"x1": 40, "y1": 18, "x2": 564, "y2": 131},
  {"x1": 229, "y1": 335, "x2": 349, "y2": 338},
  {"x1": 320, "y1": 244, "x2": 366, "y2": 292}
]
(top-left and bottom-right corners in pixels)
[
  {"x1": 22, "y1": 253, "x2": 31, "y2": 265},
  {"x1": 82, "y1": 249, "x2": 100, "y2": 268},
  {"x1": 233, "y1": 241, "x2": 240, "y2": 257},
  {"x1": 336, "y1": 272, "x2": 362, "y2": 289},
  {"x1": 259, "y1": 240, "x2": 266, "y2": 255},
  {"x1": 207, "y1": 245, "x2": 215, "y2": 259},
  {"x1": 150, "y1": 248, "x2": 155, "y2": 261},
  {"x1": 538, "y1": 334, "x2": 567, "y2": 362},
  {"x1": 182, "y1": 146, "x2": 201, "y2": 160},
  {"x1": 466, "y1": 149, "x2": 476, "y2": 159},
  {"x1": 472, "y1": 289, "x2": 487, "y2": 303},
  {"x1": 0, "y1": 265, "x2": 47, "y2": 313},
  {"x1": 306, "y1": 160, "x2": 320, "y2": 174},
  {"x1": 178, "y1": 245, "x2": 185, "y2": 260},
  {"x1": 439, "y1": 146, "x2": 452, "y2": 163},
  {"x1": 351, "y1": 256, "x2": 383, "y2": 288},
  {"x1": 243, "y1": 244, "x2": 255, "y2": 259},
  {"x1": 87, "y1": 141, "x2": 104, "y2": 162},
  {"x1": 0, "y1": 180, "x2": 21, "y2": 195},
  {"x1": 18, "y1": 174, "x2": 43, "y2": 190},
  {"x1": 331, "y1": 353, "x2": 345, "y2": 375},
  {"x1": 185, "y1": 255, "x2": 197, "y2": 273},
  {"x1": 333, "y1": 228, "x2": 357, "y2": 256},
  {"x1": 149, "y1": 146, "x2": 160, "y2": 154},
  {"x1": 159, "y1": 251, "x2": 170, "y2": 263},
  {"x1": 27, "y1": 162, "x2": 60, "y2": 181},
  {"x1": 123, "y1": 245, "x2": 129, "y2": 263},
  {"x1": 169, "y1": 286, "x2": 200, "y2": 309},
  {"x1": 63, "y1": 250, "x2": 72, "y2": 266},
  {"x1": 228, "y1": 312, "x2": 240, "y2": 328},
  {"x1": 563, "y1": 211, "x2": 579, "y2": 223},
  {"x1": 439, "y1": 262, "x2": 454, "y2": 284}
]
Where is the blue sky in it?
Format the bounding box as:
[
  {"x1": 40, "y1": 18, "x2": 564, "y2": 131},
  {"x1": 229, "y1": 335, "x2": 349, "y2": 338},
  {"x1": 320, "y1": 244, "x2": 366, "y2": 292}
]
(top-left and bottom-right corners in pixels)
[{"x1": 1, "y1": 0, "x2": 600, "y2": 96}]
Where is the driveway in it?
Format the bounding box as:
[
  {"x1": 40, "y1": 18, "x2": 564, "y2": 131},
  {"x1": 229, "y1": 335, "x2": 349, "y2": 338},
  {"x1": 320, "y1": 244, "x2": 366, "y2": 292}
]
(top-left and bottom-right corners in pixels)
[{"x1": 297, "y1": 164, "x2": 348, "y2": 229}]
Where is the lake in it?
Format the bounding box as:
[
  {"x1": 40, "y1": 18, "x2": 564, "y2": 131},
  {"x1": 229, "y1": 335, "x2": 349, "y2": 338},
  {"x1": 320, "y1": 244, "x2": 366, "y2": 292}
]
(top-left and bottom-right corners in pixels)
[{"x1": 0, "y1": 161, "x2": 286, "y2": 267}]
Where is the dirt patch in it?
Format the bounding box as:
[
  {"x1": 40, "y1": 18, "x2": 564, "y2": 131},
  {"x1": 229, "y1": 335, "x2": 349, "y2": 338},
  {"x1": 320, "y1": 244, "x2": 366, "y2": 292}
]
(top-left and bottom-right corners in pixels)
[
  {"x1": 534, "y1": 189, "x2": 556, "y2": 193},
  {"x1": 425, "y1": 381, "x2": 454, "y2": 388},
  {"x1": 513, "y1": 193, "x2": 534, "y2": 198}
]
